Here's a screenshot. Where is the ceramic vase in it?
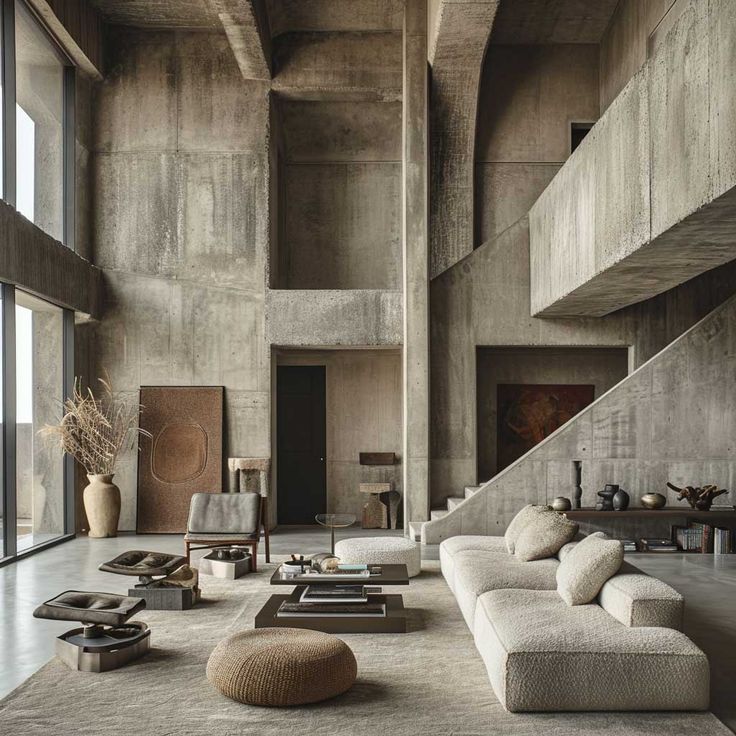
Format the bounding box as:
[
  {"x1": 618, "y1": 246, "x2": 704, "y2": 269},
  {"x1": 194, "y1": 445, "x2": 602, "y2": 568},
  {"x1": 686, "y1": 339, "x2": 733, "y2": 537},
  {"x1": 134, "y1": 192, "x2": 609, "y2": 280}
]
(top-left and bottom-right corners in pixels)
[
  {"x1": 83, "y1": 474, "x2": 121, "y2": 538},
  {"x1": 613, "y1": 488, "x2": 630, "y2": 511},
  {"x1": 551, "y1": 496, "x2": 572, "y2": 511}
]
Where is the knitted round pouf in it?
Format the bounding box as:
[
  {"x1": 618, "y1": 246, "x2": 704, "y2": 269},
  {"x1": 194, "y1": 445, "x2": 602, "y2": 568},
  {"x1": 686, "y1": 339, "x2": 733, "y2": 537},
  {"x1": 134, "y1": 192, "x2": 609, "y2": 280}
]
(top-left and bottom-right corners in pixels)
[
  {"x1": 334, "y1": 536, "x2": 421, "y2": 577},
  {"x1": 206, "y1": 628, "x2": 356, "y2": 706}
]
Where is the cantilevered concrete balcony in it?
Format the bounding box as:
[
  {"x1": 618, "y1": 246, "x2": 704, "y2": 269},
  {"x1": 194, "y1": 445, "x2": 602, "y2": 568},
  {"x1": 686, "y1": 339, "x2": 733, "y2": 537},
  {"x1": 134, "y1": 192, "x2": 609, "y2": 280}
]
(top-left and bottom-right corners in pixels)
[{"x1": 530, "y1": 0, "x2": 736, "y2": 318}]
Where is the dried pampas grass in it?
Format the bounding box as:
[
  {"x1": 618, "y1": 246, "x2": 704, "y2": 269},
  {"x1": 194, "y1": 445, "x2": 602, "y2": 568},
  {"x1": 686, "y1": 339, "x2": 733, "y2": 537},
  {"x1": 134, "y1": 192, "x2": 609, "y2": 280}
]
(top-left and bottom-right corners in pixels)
[{"x1": 40, "y1": 378, "x2": 151, "y2": 475}]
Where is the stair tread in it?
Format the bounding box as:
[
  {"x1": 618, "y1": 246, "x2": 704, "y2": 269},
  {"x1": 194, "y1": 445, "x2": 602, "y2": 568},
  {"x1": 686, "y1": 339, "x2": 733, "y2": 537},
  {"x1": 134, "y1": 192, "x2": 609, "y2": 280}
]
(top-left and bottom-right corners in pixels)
[{"x1": 430, "y1": 508, "x2": 449, "y2": 520}]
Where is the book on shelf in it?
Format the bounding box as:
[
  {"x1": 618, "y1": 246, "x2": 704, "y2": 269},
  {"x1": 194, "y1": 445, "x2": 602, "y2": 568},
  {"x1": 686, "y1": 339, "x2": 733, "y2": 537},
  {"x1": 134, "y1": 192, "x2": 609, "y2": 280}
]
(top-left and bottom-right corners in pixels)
[
  {"x1": 670, "y1": 522, "x2": 734, "y2": 553},
  {"x1": 300, "y1": 585, "x2": 369, "y2": 604},
  {"x1": 640, "y1": 538, "x2": 678, "y2": 552},
  {"x1": 276, "y1": 601, "x2": 386, "y2": 618},
  {"x1": 620, "y1": 539, "x2": 637, "y2": 552}
]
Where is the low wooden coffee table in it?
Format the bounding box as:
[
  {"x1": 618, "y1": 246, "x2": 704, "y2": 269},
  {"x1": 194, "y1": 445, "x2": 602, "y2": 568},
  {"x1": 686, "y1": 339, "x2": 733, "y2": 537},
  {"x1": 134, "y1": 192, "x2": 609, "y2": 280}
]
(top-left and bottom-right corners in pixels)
[{"x1": 254, "y1": 564, "x2": 410, "y2": 634}]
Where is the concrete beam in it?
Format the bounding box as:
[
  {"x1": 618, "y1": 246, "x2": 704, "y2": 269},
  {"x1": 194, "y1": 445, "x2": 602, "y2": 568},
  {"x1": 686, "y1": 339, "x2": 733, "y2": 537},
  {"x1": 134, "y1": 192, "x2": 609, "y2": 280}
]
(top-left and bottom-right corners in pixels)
[
  {"x1": 0, "y1": 201, "x2": 101, "y2": 317},
  {"x1": 428, "y1": 0, "x2": 499, "y2": 278},
  {"x1": 213, "y1": 0, "x2": 272, "y2": 80},
  {"x1": 530, "y1": 0, "x2": 736, "y2": 317},
  {"x1": 272, "y1": 31, "x2": 402, "y2": 101},
  {"x1": 266, "y1": 290, "x2": 403, "y2": 347},
  {"x1": 403, "y1": 0, "x2": 430, "y2": 525}
]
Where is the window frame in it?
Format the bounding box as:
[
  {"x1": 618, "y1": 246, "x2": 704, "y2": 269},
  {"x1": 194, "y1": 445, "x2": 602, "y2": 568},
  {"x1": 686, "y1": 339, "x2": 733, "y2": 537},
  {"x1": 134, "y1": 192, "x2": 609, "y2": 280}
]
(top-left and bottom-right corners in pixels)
[{"x1": 3, "y1": 0, "x2": 76, "y2": 249}]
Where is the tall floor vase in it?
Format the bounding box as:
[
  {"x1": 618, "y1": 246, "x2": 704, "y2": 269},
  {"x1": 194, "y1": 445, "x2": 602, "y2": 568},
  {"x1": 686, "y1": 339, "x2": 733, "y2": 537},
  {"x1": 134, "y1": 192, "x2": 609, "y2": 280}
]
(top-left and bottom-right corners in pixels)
[{"x1": 84, "y1": 474, "x2": 121, "y2": 538}]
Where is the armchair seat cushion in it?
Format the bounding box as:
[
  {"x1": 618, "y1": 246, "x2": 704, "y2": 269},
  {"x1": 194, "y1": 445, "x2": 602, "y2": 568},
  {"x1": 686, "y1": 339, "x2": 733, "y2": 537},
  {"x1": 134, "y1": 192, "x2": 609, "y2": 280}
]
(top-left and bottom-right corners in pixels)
[
  {"x1": 99, "y1": 550, "x2": 186, "y2": 577},
  {"x1": 33, "y1": 591, "x2": 146, "y2": 626}
]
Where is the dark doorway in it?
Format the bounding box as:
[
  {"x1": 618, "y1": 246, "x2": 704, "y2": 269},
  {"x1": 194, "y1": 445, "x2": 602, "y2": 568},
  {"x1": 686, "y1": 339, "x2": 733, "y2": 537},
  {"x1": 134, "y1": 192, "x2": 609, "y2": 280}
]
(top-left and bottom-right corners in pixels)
[{"x1": 277, "y1": 366, "x2": 327, "y2": 524}]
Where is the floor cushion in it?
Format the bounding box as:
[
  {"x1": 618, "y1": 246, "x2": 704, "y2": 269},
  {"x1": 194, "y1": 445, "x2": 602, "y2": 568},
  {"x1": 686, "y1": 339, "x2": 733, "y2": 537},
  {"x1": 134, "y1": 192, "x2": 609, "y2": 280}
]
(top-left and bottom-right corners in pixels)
[
  {"x1": 334, "y1": 537, "x2": 421, "y2": 577},
  {"x1": 207, "y1": 628, "x2": 356, "y2": 706},
  {"x1": 452, "y1": 550, "x2": 558, "y2": 630},
  {"x1": 473, "y1": 589, "x2": 709, "y2": 712}
]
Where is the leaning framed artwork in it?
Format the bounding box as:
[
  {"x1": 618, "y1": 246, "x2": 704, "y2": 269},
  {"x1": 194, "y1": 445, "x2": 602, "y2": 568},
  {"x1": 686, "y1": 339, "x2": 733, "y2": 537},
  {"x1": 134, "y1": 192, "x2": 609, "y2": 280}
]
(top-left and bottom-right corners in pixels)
[
  {"x1": 137, "y1": 386, "x2": 224, "y2": 533},
  {"x1": 496, "y1": 384, "x2": 594, "y2": 471}
]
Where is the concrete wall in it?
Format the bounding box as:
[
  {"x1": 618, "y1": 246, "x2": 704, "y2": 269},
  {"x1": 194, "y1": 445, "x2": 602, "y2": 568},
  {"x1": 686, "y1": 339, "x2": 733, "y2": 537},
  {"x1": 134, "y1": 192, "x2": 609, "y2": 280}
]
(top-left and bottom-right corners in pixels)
[
  {"x1": 276, "y1": 349, "x2": 402, "y2": 520},
  {"x1": 276, "y1": 100, "x2": 402, "y2": 290},
  {"x1": 531, "y1": 0, "x2": 736, "y2": 317},
  {"x1": 476, "y1": 346, "x2": 628, "y2": 481},
  {"x1": 91, "y1": 29, "x2": 271, "y2": 529},
  {"x1": 424, "y1": 291, "x2": 736, "y2": 543},
  {"x1": 430, "y1": 217, "x2": 736, "y2": 507},
  {"x1": 599, "y1": 0, "x2": 677, "y2": 113},
  {"x1": 474, "y1": 44, "x2": 598, "y2": 246}
]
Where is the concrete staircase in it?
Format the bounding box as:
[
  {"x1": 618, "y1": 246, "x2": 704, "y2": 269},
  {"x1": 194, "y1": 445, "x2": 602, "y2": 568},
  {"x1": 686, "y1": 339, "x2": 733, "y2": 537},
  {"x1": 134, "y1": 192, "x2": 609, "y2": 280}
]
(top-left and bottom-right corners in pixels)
[{"x1": 409, "y1": 485, "x2": 482, "y2": 542}]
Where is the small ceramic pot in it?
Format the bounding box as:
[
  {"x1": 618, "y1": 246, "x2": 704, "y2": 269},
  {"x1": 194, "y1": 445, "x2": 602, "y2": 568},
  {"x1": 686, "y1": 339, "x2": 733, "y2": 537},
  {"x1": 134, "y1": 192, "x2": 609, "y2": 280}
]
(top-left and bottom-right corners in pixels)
[
  {"x1": 83, "y1": 474, "x2": 121, "y2": 538},
  {"x1": 613, "y1": 488, "x2": 630, "y2": 511},
  {"x1": 640, "y1": 492, "x2": 667, "y2": 509},
  {"x1": 551, "y1": 496, "x2": 572, "y2": 512}
]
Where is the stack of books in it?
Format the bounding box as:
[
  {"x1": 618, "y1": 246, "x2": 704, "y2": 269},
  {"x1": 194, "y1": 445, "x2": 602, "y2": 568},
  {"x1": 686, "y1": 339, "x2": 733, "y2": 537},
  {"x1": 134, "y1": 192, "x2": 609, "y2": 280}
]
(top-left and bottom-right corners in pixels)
[
  {"x1": 671, "y1": 523, "x2": 734, "y2": 554},
  {"x1": 621, "y1": 539, "x2": 637, "y2": 553},
  {"x1": 276, "y1": 601, "x2": 385, "y2": 618},
  {"x1": 714, "y1": 527, "x2": 734, "y2": 555},
  {"x1": 640, "y1": 538, "x2": 678, "y2": 552}
]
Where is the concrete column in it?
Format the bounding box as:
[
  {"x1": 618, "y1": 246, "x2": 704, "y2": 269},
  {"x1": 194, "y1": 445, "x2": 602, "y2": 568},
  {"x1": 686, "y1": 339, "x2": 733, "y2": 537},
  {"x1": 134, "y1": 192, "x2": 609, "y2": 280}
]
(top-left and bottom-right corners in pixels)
[{"x1": 402, "y1": 0, "x2": 430, "y2": 526}]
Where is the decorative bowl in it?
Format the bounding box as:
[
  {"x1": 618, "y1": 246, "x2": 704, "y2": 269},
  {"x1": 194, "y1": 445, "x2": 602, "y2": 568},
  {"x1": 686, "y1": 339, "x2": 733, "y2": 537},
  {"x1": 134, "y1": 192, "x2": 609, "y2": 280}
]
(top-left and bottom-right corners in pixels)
[
  {"x1": 551, "y1": 496, "x2": 572, "y2": 511},
  {"x1": 640, "y1": 492, "x2": 667, "y2": 509}
]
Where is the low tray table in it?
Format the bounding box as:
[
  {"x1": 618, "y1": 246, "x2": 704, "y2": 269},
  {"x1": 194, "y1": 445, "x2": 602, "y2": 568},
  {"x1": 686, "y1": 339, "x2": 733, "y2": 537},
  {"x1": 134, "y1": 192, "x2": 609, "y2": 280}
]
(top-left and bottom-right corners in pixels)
[{"x1": 255, "y1": 563, "x2": 410, "y2": 634}]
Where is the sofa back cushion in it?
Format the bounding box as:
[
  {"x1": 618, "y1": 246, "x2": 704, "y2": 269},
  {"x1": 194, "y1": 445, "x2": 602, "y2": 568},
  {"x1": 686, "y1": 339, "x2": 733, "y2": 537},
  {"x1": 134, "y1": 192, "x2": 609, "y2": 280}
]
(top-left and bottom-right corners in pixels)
[
  {"x1": 598, "y1": 573, "x2": 684, "y2": 629},
  {"x1": 556, "y1": 533, "x2": 623, "y2": 605},
  {"x1": 514, "y1": 512, "x2": 578, "y2": 562},
  {"x1": 504, "y1": 505, "x2": 550, "y2": 554}
]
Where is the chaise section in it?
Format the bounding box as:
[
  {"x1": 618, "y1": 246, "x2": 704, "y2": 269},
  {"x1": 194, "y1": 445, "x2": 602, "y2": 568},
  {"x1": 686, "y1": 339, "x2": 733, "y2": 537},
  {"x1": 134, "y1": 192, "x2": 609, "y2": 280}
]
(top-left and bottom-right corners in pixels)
[
  {"x1": 473, "y1": 589, "x2": 709, "y2": 713},
  {"x1": 452, "y1": 550, "x2": 558, "y2": 630},
  {"x1": 598, "y1": 572, "x2": 684, "y2": 630},
  {"x1": 439, "y1": 535, "x2": 507, "y2": 592}
]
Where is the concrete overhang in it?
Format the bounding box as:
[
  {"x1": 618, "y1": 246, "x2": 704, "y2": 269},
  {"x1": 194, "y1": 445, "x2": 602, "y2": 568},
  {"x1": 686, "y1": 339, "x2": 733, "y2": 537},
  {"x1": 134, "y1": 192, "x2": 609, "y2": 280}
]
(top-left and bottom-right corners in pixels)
[
  {"x1": 0, "y1": 201, "x2": 101, "y2": 319},
  {"x1": 530, "y1": 0, "x2": 736, "y2": 318}
]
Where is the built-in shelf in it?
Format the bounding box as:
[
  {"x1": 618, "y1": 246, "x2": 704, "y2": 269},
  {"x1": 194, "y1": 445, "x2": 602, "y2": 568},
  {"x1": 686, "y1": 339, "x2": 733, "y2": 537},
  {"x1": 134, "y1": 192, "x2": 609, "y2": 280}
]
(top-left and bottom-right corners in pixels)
[{"x1": 563, "y1": 508, "x2": 736, "y2": 520}]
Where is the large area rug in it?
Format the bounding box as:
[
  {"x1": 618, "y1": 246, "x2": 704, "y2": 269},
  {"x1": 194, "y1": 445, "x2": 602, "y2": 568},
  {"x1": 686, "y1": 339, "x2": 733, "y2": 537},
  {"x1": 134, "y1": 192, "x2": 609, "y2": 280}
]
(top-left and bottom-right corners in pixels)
[{"x1": 1, "y1": 560, "x2": 730, "y2": 736}]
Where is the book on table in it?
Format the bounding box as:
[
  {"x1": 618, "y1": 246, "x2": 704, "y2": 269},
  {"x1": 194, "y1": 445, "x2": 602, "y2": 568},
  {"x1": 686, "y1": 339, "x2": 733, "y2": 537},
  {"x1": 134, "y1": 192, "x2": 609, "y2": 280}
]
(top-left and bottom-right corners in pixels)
[
  {"x1": 300, "y1": 585, "x2": 369, "y2": 604},
  {"x1": 276, "y1": 601, "x2": 386, "y2": 618}
]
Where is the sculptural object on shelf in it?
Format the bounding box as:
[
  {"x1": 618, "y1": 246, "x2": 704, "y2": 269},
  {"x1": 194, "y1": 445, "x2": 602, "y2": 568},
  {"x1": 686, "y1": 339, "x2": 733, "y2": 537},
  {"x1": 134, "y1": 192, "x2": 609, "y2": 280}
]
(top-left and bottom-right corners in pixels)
[
  {"x1": 640, "y1": 492, "x2": 667, "y2": 509},
  {"x1": 596, "y1": 484, "x2": 618, "y2": 511},
  {"x1": 551, "y1": 497, "x2": 572, "y2": 512},
  {"x1": 612, "y1": 488, "x2": 630, "y2": 511},
  {"x1": 667, "y1": 482, "x2": 729, "y2": 511}
]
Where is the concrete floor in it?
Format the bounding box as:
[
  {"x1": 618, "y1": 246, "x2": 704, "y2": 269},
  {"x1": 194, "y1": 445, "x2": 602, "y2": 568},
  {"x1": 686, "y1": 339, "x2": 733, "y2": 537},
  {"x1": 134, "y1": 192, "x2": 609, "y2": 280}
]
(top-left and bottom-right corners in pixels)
[
  {"x1": 1, "y1": 536, "x2": 734, "y2": 733},
  {"x1": 0, "y1": 526, "x2": 400, "y2": 700}
]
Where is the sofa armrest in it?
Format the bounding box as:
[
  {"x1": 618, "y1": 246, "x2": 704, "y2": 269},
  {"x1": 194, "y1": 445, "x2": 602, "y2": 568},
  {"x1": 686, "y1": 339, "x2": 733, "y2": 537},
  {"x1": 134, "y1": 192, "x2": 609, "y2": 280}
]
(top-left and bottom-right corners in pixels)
[{"x1": 598, "y1": 573, "x2": 683, "y2": 630}]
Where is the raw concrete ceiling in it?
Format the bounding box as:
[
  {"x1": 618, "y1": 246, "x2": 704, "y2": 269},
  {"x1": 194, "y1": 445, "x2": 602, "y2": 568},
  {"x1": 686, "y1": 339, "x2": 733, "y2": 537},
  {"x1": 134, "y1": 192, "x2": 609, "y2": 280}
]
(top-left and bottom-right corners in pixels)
[
  {"x1": 491, "y1": 0, "x2": 619, "y2": 44},
  {"x1": 88, "y1": 0, "x2": 221, "y2": 28},
  {"x1": 266, "y1": 0, "x2": 404, "y2": 36}
]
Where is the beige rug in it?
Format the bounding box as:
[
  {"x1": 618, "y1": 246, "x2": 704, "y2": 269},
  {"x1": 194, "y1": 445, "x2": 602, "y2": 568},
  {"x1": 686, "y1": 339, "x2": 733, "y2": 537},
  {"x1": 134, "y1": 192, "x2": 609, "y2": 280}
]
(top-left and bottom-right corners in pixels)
[{"x1": 1, "y1": 560, "x2": 730, "y2": 736}]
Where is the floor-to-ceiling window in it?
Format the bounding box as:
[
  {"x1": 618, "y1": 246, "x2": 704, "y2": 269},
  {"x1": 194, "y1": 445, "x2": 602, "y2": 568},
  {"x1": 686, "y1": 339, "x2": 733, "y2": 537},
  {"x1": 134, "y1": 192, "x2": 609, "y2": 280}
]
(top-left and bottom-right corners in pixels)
[{"x1": 0, "y1": 1, "x2": 75, "y2": 564}]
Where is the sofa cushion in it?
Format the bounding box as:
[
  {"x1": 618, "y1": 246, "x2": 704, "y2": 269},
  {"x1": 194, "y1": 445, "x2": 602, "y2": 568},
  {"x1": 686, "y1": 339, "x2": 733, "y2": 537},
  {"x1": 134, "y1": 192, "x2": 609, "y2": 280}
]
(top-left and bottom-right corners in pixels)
[
  {"x1": 504, "y1": 505, "x2": 550, "y2": 554},
  {"x1": 514, "y1": 512, "x2": 578, "y2": 561},
  {"x1": 556, "y1": 533, "x2": 623, "y2": 605},
  {"x1": 473, "y1": 588, "x2": 709, "y2": 712},
  {"x1": 439, "y1": 536, "x2": 508, "y2": 593},
  {"x1": 453, "y1": 550, "x2": 558, "y2": 630},
  {"x1": 598, "y1": 573, "x2": 684, "y2": 629}
]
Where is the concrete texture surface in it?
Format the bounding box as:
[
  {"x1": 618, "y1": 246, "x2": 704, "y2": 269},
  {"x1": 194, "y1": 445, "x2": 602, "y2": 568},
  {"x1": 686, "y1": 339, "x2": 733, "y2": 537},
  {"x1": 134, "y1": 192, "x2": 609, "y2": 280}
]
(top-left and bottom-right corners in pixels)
[
  {"x1": 272, "y1": 31, "x2": 403, "y2": 101},
  {"x1": 214, "y1": 0, "x2": 272, "y2": 81},
  {"x1": 531, "y1": 0, "x2": 736, "y2": 317},
  {"x1": 489, "y1": 0, "x2": 619, "y2": 44},
  {"x1": 429, "y1": 0, "x2": 498, "y2": 277},
  {"x1": 266, "y1": 289, "x2": 402, "y2": 347},
  {"x1": 267, "y1": 0, "x2": 404, "y2": 36},
  {"x1": 403, "y1": 0, "x2": 430, "y2": 523},
  {"x1": 424, "y1": 292, "x2": 736, "y2": 544},
  {"x1": 88, "y1": 0, "x2": 221, "y2": 28},
  {"x1": 276, "y1": 349, "x2": 402, "y2": 520}
]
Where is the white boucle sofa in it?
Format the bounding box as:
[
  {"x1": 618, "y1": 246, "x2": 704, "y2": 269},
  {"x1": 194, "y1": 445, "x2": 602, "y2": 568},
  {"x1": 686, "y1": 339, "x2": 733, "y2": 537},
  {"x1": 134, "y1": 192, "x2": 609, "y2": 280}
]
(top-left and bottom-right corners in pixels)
[{"x1": 440, "y1": 535, "x2": 709, "y2": 713}]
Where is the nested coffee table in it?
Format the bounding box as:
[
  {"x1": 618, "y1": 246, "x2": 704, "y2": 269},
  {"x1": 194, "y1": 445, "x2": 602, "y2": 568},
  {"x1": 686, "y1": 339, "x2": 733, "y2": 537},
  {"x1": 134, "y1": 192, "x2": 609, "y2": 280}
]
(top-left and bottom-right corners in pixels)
[{"x1": 254, "y1": 564, "x2": 410, "y2": 633}]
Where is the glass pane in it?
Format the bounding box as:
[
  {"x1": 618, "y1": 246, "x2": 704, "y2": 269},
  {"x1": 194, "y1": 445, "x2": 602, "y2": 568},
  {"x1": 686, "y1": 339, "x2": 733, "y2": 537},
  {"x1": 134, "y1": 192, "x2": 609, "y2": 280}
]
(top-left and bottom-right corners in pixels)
[
  {"x1": 16, "y1": 290, "x2": 63, "y2": 551},
  {"x1": 0, "y1": 291, "x2": 3, "y2": 555},
  {"x1": 15, "y1": 0, "x2": 64, "y2": 241}
]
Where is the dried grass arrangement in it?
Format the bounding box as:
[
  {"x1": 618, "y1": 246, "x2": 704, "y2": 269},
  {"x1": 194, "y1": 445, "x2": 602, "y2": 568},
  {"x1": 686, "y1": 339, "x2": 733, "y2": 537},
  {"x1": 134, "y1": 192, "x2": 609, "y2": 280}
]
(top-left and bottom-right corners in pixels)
[{"x1": 41, "y1": 378, "x2": 151, "y2": 475}]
